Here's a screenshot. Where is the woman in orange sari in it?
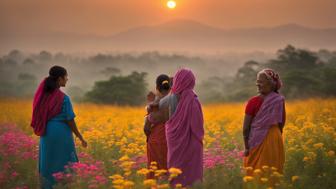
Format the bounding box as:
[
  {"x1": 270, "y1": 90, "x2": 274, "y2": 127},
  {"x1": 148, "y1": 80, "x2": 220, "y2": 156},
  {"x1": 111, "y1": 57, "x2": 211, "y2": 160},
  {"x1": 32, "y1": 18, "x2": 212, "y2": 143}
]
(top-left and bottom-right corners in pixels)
[
  {"x1": 144, "y1": 74, "x2": 171, "y2": 178},
  {"x1": 243, "y1": 69, "x2": 286, "y2": 175}
]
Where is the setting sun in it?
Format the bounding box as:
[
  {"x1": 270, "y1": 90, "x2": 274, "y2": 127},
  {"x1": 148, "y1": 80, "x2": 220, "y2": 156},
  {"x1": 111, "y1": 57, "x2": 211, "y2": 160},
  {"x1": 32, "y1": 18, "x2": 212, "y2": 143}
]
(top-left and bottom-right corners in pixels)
[{"x1": 167, "y1": 0, "x2": 176, "y2": 9}]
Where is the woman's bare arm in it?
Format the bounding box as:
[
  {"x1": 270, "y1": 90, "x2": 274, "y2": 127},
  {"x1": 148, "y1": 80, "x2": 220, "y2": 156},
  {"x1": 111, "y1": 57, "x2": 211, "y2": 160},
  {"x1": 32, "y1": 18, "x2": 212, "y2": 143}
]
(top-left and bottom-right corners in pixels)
[
  {"x1": 243, "y1": 114, "x2": 253, "y2": 156},
  {"x1": 150, "y1": 108, "x2": 169, "y2": 123},
  {"x1": 279, "y1": 102, "x2": 286, "y2": 133},
  {"x1": 66, "y1": 119, "x2": 87, "y2": 148}
]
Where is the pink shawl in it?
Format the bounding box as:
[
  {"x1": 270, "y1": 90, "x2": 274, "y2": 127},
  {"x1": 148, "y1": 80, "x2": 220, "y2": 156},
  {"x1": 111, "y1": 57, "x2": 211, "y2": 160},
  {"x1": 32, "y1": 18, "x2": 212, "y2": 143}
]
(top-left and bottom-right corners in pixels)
[
  {"x1": 166, "y1": 69, "x2": 204, "y2": 187},
  {"x1": 31, "y1": 78, "x2": 65, "y2": 136},
  {"x1": 248, "y1": 92, "x2": 285, "y2": 149}
]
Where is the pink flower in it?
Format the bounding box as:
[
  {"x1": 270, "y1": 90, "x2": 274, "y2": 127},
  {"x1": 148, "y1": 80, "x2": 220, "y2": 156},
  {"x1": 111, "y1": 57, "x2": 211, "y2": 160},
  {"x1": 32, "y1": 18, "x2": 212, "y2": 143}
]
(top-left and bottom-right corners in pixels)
[
  {"x1": 132, "y1": 155, "x2": 147, "y2": 168},
  {"x1": 95, "y1": 175, "x2": 108, "y2": 184},
  {"x1": 203, "y1": 139, "x2": 243, "y2": 169},
  {"x1": 22, "y1": 152, "x2": 34, "y2": 160},
  {"x1": 53, "y1": 172, "x2": 64, "y2": 181},
  {"x1": 15, "y1": 186, "x2": 29, "y2": 189},
  {"x1": 88, "y1": 184, "x2": 98, "y2": 188},
  {"x1": 65, "y1": 173, "x2": 72, "y2": 178},
  {"x1": 11, "y1": 171, "x2": 19, "y2": 177}
]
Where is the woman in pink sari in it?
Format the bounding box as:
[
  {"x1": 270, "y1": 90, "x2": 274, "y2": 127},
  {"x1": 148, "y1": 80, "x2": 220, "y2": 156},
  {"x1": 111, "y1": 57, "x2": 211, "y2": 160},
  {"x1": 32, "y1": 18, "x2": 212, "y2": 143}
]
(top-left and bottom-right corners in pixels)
[{"x1": 156, "y1": 68, "x2": 204, "y2": 187}]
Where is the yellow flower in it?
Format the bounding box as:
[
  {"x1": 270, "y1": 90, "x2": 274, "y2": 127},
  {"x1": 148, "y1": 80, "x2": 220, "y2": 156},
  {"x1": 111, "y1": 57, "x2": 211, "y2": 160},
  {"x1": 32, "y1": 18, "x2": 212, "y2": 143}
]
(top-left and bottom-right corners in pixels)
[
  {"x1": 303, "y1": 156, "x2": 310, "y2": 162},
  {"x1": 306, "y1": 139, "x2": 314, "y2": 145},
  {"x1": 287, "y1": 147, "x2": 296, "y2": 152},
  {"x1": 109, "y1": 174, "x2": 124, "y2": 180},
  {"x1": 244, "y1": 166, "x2": 253, "y2": 171},
  {"x1": 327, "y1": 150, "x2": 335, "y2": 157},
  {"x1": 120, "y1": 161, "x2": 135, "y2": 169},
  {"x1": 124, "y1": 171, "x2": 132, "y2": 177},
  {"x1": 292, "y1": 175, "x2": 299, "y2": 182},
  {"x1": 137, "y1": 168, "x2": 150, "y2": 175},
  {"x1": 271, "y1": 171, "x2": 283, "y2": 178},
  {"x1": 169, "y1": 168, "x2": 182, "y2": 175},
  {"x1": 155, "y1": 169, "x2": 168, "y2": 177},
  {"x1": 123, "y1": 180, "x2": 134, "y2": 188},
  {"x1": 308, "y1": 152, "x2": 317, "y2": 159},
  {"x1": 253, "y1": 169, "x2": 262, "y2": 174},
  {"x1": 262, "y1": 165, "x2": 269, "y2": 171},
  {"x1": 157, "y1": 184, "x2": 170, "y2": 188},
  {"x1": 143, "y1": 179, "x2": 156, "y2": 187},
  {"x1": 260, "y1": 177, "x2": 268, "y2": 183},
  {"x1": 150, "y1": 161, "x2": 157, "y2": 166},
  {"x1": 4, "y1": 96, "x2": 336, "y2": 189},
  {"x1": 119, "y1": 155, "x2": 130, "y2": 161},
  {"x1": 112, "y1": 179, "x2": 125, "y2": 185},
  {"x1": 113, "y1": 185, "x2": 124, "y2": 189},
  {"x1": 243, "y1": 176, "x2": 254, "y2": 182},
  {"x1": 313, "y1": 143, "x2": 324, "y2": 149},
  {"x1": 271, "y1": 167, "x2": 278, "y2": 172},
  {"x1": 150, "y1": 165, "x2": 158, "y2": 171},
  {"x1": 175, "y1": 184, "x2": 183, "y2": 188}
]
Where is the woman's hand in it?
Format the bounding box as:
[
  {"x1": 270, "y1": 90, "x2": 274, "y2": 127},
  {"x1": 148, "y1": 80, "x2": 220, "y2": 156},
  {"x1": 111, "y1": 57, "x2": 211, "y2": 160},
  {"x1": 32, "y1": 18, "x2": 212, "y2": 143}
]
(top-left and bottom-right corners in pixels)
[
  {"x1": 244, "y1": 149, "x2": 249, "y2": 157},
  {"x1": 147, "y1": 91, "x2": 155, "y2": 102},
  {"x1": 67, "y1": 120, "x2": 88, "y2": 148},
  {"x1": 144, "y1": 125, "x2": 151, "y2": 137},
  {"x1": 80, "y1": 138, "x2": 88, "y2": 148},
  {"x1": 279, "y1": 124, "x2": 284, "y2": 134},
  {"x1": 147, "y1": 102, "x2": 159, "y2": 113},
  {"x1": 144, "y1": 117, "x2": 151, "y2": 137}
]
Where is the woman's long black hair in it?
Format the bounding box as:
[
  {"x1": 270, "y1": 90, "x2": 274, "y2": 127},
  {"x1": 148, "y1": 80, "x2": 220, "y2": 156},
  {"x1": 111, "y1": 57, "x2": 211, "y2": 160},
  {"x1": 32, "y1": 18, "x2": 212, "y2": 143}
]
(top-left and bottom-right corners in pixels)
[
  {"x1": 156, "y1": 74, "x2": 171, "y2": 93},
  {"x1": 44, "y1": 65, "x2": 67, "y2": 93}
]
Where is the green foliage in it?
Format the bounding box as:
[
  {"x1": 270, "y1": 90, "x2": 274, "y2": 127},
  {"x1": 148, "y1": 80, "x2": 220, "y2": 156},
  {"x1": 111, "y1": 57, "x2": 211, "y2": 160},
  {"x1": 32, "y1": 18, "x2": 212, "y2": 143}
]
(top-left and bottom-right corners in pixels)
[
  {"x1": 0, "y1": 73, "x2": 37, "y2": 97},
  {"x1": 226, "y1": 45, "x2": 336, "y2": 101},
  {"x1": 85, "y1": 72, "x2": 148, "y2": 106}
]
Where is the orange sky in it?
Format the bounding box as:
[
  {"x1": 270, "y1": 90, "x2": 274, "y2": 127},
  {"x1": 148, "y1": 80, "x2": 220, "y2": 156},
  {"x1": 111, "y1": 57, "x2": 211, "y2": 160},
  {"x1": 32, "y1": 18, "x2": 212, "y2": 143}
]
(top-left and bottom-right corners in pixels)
[{"x1": 1, "y1": 0, "x2": 336, "y2": 36}]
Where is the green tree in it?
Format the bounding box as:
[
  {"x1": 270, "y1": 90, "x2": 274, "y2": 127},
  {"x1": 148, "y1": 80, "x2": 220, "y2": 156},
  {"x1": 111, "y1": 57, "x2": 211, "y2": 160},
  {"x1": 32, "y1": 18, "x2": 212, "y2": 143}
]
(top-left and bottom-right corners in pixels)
[
  {"x1": 267, "y1": 45, "x2": 319, "y2": 72},
  {"x1": 281, "y1": 70, "x2": 323, "y2": 98},
  {"x1": 17, "y1": 73, "x2": 38, "y2": 97},
  {"x1": 225, "y1": 60, "x2": 261, "y2": 101},
  {"x1": 226, "y1": 45, "x2": 334, "y2": 101},
  {"x1": 321, "y1": 68, "x2": 336, "y2": 96},
  {"x1": 85, "y1": 72, "x2": 147, "y2": 105}
]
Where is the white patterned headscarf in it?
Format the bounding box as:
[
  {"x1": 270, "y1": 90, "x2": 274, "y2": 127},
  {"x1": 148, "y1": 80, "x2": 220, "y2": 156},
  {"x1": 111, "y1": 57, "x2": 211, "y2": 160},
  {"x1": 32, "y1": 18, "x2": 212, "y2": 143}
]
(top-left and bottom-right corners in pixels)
[{"x1": 258, "y1": 68, "x2": 283, "y2": 91}]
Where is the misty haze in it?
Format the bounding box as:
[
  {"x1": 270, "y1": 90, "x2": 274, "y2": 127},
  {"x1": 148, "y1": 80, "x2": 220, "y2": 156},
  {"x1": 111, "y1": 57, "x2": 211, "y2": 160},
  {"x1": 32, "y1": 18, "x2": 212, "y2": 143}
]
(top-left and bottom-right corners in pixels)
[{"x1": 1, "y1": 1, "x2": 336, "y2": 189}]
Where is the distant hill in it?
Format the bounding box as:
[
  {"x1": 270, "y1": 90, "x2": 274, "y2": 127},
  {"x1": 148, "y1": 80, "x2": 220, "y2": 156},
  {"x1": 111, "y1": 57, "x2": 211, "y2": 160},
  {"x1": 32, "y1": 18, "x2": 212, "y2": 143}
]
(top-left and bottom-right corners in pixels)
[{"x1": 2, "y1": 19, "x2": 336, "y2": 53}]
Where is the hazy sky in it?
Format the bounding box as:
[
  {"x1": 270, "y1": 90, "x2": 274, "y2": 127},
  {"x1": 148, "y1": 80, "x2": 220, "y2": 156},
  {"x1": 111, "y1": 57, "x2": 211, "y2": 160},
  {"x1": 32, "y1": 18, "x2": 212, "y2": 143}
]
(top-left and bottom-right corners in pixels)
[{"x1": 1, "y1": 0, "x2": 336, "y2": 36}]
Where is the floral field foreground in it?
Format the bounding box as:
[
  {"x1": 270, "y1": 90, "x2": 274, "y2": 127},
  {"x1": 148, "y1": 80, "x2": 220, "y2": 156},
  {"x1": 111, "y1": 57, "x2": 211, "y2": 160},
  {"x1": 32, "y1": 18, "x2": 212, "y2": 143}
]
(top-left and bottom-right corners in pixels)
[{"x1": 0, "y1": 98, "x2": 335, "y2": 189}]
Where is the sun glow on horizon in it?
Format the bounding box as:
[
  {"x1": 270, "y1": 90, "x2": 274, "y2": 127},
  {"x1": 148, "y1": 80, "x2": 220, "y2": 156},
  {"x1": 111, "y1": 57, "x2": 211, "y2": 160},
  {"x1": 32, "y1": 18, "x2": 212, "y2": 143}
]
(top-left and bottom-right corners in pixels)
[{"x1": 167, "y1": 0, "x2": 177, "y2": 9}]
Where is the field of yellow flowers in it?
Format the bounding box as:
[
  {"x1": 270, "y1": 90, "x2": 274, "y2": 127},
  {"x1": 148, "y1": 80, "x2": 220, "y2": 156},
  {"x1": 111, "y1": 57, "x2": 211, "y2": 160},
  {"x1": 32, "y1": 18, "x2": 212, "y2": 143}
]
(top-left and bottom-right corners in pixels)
[{"x1": 0, "y1": 98, "x2": 335, "y2": 189}]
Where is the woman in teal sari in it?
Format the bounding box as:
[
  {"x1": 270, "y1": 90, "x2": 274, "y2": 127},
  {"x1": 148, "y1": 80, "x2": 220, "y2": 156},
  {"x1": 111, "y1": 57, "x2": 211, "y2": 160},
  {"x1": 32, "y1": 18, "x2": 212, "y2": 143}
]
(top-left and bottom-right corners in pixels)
[{"x1": 31, "y1": 66, "x2": 87, "y2": 189}]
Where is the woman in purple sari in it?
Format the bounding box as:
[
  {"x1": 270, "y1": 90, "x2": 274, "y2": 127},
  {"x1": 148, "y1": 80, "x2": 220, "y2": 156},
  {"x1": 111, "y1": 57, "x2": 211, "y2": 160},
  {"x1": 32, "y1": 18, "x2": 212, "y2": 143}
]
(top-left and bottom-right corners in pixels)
[{"x1": 155, "y1": 68, "x2": 204, "y2": 187}]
